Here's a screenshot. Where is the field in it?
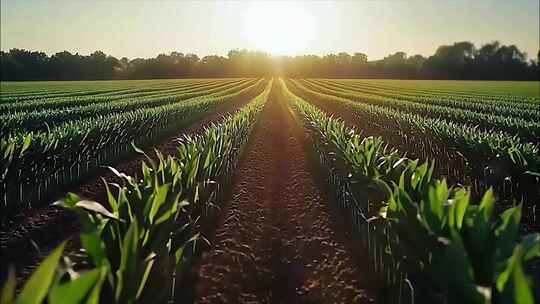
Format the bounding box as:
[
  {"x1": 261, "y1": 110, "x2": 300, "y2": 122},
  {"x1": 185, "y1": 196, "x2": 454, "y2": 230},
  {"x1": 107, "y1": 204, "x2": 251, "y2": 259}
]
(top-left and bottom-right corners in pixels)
[
  {"x1": 350, "y1": 79, "x2": 540, "y2": 98},
  {"x1": 1, "y1": 78, "x2": 539, "y2": 303}
]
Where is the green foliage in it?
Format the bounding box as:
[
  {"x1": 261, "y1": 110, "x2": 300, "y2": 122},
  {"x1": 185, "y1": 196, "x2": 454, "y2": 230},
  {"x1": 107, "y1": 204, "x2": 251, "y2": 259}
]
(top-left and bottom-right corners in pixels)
[
  {"x1": 0, "y1": 79, "x2": 253, "y2": 133},
  {"x1": 1, "y1": 242, "x2": 106, "y2": 304},
  {"x1": 284, "y1": 78, "x2": 540, "y2": 304},
  {"x1": 309, "y1": 79, "x2": 540, "y2": 122},
  {"x1": 289, "y1": 79, "x2": 539, "y2": 168},
  {"x1": 2, "y1": 80, "x2": 271, "y2": 303},
  {"x1": 286, "y1": 78, "x2": 540, "y2": 214},
  {"x1": 0, "y1": 79, "x2": 267, "y2": 224}
]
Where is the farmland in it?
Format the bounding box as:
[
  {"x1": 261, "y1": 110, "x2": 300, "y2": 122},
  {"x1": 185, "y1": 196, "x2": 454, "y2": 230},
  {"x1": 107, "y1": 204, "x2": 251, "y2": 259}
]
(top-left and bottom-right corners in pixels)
[{"x1": 1, "y1": 78, "x2": 539, "y2": 303}]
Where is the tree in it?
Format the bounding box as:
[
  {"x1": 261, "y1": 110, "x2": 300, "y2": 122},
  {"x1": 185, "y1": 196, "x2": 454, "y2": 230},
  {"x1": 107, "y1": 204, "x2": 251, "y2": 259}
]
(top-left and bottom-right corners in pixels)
[
  {"x1": 337, "y1": 52, "x2": 352, "y2": 65},
  {"x1": 352, "y1": 53, "x2": 368, "y2": 64},
  {"x1": 424, "y1": 41, "x2": 475, "y2": 78},
  {"x1": 1, "y1": 42, "x2": 537, "y2": 80}
]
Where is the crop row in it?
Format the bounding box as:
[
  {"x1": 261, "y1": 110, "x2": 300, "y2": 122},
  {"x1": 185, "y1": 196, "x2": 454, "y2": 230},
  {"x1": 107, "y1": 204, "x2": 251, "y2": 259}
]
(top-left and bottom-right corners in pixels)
[
  {"x1": 0, "y1": 81, "x2": 181, "y2": 102},
  {"x1": 311, "y1": 79, "x2": 540, "y2": 120},
  {"x1": 283, "y1": 79, "x2": 539, "y2": 304},
  {"x1": 0, "y1": 79, "x2": 268, "y2": 224},
  {"x1": 3, "y1": 81, "x2": 272, "y2": 303},
  {"x1": 0, "y1": 79, "x2": 256, "y2": 135},
  {"x1": 296, "y1": 80, "x2": 540, "y2": 142},
  {"x1": 0, "y1": 85, "x2": 137, "y2": 100},
  {"x1": 0, "y1": 83, "x2": 174, "y2": 103},
  {"x1": 285, "y1": 79, "x2": 540, "y2": 217},
  {"x1": 346, "y1": 79, "x2": 540, "y2": 105},
  {"x1": 0, "y1": 79, "x2": 243, "y2": 113},
  {"x1": 0, "y1": 79, "x2": 214, "y2": 102}
]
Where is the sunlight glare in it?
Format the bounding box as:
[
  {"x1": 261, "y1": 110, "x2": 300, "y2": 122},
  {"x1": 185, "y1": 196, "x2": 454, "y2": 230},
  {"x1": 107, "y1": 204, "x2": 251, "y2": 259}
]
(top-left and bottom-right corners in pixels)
[{"x1": 243, "y1": 2, "x2": 314, "y2": 55}]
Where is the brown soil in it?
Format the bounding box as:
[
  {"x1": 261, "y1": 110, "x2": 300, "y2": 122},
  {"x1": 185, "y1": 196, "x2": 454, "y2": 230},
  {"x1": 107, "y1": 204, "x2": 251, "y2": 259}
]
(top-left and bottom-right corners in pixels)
[
  {"x1": 1, "y1": 100, "x2": 248, "y2": 284},
  {"x1": 189, "y1": 82, "x2": 376, "y2": 303}
]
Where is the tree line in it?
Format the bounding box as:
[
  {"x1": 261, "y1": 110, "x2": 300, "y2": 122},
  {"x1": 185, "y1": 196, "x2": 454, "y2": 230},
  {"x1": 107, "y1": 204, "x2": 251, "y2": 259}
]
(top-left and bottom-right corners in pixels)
[{"x1": 1, "y1": 41, "x2": 538, "y2": 81}]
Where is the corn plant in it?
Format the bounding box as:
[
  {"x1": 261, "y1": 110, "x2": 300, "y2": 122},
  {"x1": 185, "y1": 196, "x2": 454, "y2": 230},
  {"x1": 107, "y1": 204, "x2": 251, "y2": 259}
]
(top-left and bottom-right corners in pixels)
[
  {"x1": 321, "y1": 79, "x2": 539, "y2": 108},
  {"x1": 296, "y1": 79, "x2": 540, "y2": 141},
  {"x1": 0, "y1": 79, "x2": 217, "y2": 103},
  {"x1": 1, "y1": 80, "x2": 271, "y2": 303},
  {"x1": 0, "y1": 79, "x2": 267, "y2": 224},
  {"x1": 0, "y1": 133, "x2": 32, "y2": 221},
  {"x1": 283, "y1": 78, "x2": 540, "y2": 304},
  {"x1": 286, "y1": 79, "x2": 540, "y2": 214},
  {"x1": 0, "y1": 79, "x2": 246, "y2": 114},
  {"x1": 0, "y1": 78, "x2": 254, "y2": 134},
  {"x1": 310, "y1": 79, "x2": 540, "y2": 121},
  {"x1": 1, "y1": 242, "x2": 107, "y2": 304}
]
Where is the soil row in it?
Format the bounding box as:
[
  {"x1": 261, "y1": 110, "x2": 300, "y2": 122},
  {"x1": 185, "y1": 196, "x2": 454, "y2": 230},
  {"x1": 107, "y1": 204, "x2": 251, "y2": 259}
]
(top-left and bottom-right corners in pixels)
[{"x1": 189, "y1": 83, "x2": 376, "y2": 303}]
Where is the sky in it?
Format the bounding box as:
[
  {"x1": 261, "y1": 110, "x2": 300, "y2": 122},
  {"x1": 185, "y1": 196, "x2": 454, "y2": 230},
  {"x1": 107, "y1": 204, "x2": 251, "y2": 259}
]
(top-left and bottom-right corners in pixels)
[{"x1": 1, "y1": 0, "x2": 538, "y2": 61}]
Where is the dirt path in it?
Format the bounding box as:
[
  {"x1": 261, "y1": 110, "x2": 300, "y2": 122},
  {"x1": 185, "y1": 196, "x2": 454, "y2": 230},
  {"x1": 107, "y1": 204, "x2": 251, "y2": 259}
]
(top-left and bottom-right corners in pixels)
[
  {"x1": 190, "y1": 82, "x2": 376, "y2": 303},
  {"x1": 1, "y1": 98, "x2": 250, "y2": 284}
]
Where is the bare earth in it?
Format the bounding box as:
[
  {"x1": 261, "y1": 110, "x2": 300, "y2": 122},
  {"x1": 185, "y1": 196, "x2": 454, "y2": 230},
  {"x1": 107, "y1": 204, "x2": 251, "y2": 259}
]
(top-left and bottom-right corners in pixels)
[{"x1": 191, "y1": 83, "x2": 376, "y2": 304}]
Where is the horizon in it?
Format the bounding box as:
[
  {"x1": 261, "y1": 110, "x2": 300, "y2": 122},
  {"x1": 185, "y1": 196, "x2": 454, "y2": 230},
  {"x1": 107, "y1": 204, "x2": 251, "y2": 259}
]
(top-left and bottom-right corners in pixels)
[{"x1": 1, "y1": 0, "x2": 539, "y2": 61}]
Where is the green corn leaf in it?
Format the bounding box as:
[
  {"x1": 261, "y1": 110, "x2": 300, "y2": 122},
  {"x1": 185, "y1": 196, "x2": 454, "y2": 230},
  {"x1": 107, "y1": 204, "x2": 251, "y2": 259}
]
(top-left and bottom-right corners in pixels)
[
  {"x1": 20, "y1": 134, "x2": 32, "y2": 155},
  {"x1": 135, "y1": 254, "x2": 156, "y2": 300},
  {"x1": 1, "y1": 267, "x2": 16, "y2": 304},
  {"x1": 496, "y1": 245, "x2": 535, "y2": 304},
  {"x1": 495, "y1": 206, "x2": 522, "y2": 259},
  {"x1": 411, "y1": 161, "x2": 429, "y2": 189},
  {"x1": 86, "y1": 267, "x2": 106, "y2": 304},
  {"x1": 16, "y1": 242, "x2": 66, "y2": 304},
  {"x1": 174, "y1": 240, "x2": 185, "y2": 265},
  {"x1": 203, "y1": 148, "x2": 212, "y2": 169},
  {"x1": 53, "y1": 192, "x2": 81, "y2": 208},
  {"x1": 115, "y1": 219, "x2": 140, "y2": 301},
  {"x1": 426, "y1": 181, "x2": 448, "y2": 227},
  {"x1": 392, "y1": 157, "x2": 407, "y2": 170},
  {"x1": 48, "y1": 268, "x2": 104, "y2": 304},
  {"x1": 176, "y1": 233, "x2": 200, "y2": 264},
  {"x1": 119, "y1": 219, "x2": 139, "y2": 276},
  {"x1": 75, "y1": 200, "x2": 119, "y2": 220},
  {"x1": 479, "y1": 188, "x2": 495, "y2": 222},
  {"x1": 448, "y1": 188, "x2": 469, "y2": 230},
  {"x1": 148, "y1": 184, "x2": 170, "y2": 224},
  {"x1": 187, "y1": 156, "x2": 200, "y2": 186},
  {"x1": 142, "y1": 161, "x2": 152, "y2": 180},
  {"x1": 154, "y1": 196, "x2": 184, "y2": 226},
  {"x1": 103, "y1": 178, "x2": 118, "y2": 214},
  {"x1": 80, "y1": 231, "x2": 106, "y2": 267}
]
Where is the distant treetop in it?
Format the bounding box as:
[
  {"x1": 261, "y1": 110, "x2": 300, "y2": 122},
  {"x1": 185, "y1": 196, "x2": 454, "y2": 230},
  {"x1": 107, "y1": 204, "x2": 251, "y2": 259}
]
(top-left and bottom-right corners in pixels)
[{"x1": 1, "y1": 41, "x2": 538, "y2": 80}]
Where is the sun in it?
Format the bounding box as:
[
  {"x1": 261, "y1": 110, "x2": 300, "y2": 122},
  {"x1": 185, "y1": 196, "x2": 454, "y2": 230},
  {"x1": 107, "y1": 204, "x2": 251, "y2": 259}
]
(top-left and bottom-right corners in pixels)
[{"x1": 243, "y1": 2, "x2": 314, "y2": 55}]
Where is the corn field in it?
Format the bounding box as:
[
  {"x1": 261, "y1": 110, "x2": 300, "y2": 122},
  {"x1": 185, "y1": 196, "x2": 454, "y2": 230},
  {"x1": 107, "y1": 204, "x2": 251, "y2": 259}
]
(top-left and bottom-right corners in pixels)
[{"x1": 1, "y1": 78, "x2": 539, "y2": 304}]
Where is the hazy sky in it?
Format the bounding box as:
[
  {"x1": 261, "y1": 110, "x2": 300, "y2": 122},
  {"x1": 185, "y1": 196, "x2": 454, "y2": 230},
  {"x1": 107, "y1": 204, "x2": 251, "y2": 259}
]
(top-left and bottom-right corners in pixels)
[{"x1": 1, "y1": 0, "x2": 538, "y2": 60}]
